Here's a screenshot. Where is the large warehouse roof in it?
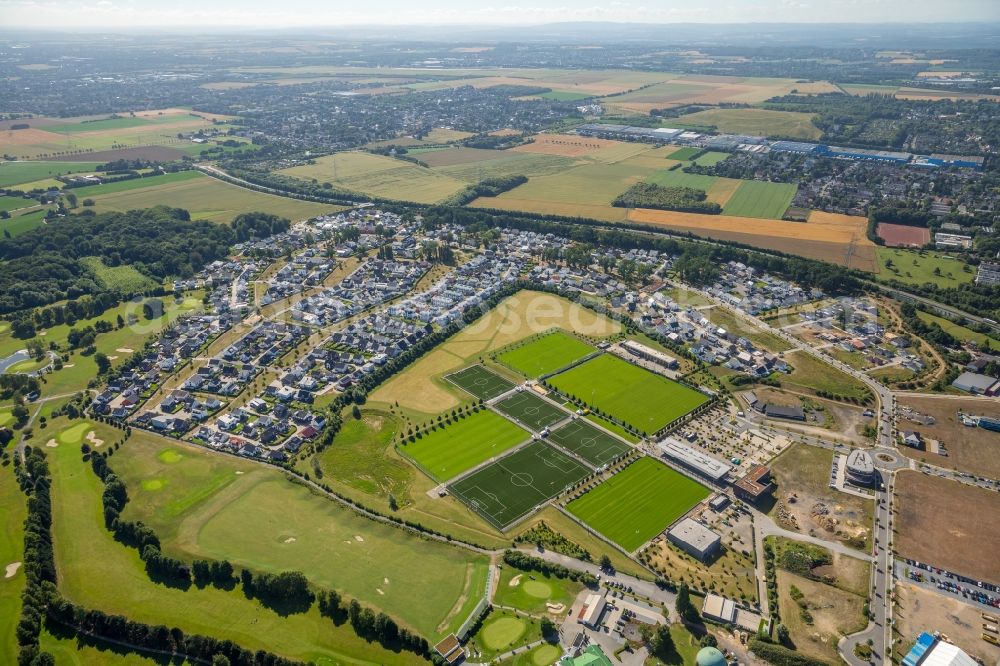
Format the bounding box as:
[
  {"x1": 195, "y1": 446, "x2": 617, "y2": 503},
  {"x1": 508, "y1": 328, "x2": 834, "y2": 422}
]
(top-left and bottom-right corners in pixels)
[{"x1": 658, "y1": 438, "x2": 732, "y2": 481}]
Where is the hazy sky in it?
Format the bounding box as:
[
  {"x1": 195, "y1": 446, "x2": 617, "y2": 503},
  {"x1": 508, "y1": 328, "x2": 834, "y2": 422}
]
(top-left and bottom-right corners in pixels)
[{"x1": 1, "y1": 0, "x2": 998, "y2": 29}]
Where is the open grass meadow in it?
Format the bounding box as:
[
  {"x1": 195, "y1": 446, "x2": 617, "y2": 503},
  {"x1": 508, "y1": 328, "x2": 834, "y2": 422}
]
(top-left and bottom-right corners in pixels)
[
  {"x1": 496, "y1": 329, "x2": 597, "y2": 378},
  {"x1": 107, "y1": 430, "x2": 491, "y2": 641},
  {"x1": 278, "y1": 152, "x2": 468, "y2": 204},
  {"x1": 68, "y1": 170, "x2": 203, "y2": 197},
  {"x1": 0, "y1": 463, "x2": 27, "y2": 665},
  {"x1": 876, "y1": 247, "x2": 974, "y2": 289},
  {"x1": 0, "y1": 194, "x2": 37, "y2": 213},
  {"x1": 548, "y1": 354, "x2": 708, "y2": 434},
  {"x1": 42, "y1": 422, "x2": 428, "y2": 664},
  {"x1": 566, "y1": 457, "x2": 710, "y2": 551},
  {"x1": 401, "y1": 409, "x2": 530, "y2": 481},
  {"x1": 86, "y1": 171, "x2": 337, "y2": 223},
  {"x1": 916, "y1": 310, "x2": 1000, "y2": 350},
  {"x1": 2, "y1": 208, "x2": 49, "y2": 237},
  {"x1": 672, "y1": 108, "x2": 822, "y2": 140},
  {"x1": 721, "y1": 180, "x2": 797, "y2": 219},
  {"x1": 0, "y1": 160, "x2": 104, "y2": 187},
  {"x1": 313, "y1": 408, "x2": 412, "y2": 500},
  {"x1": 80, "y1": 256, "x2": 159, "y2": 293},
  {"x1": 782, "y1": 350, "x2": 873, "y2": 403}
]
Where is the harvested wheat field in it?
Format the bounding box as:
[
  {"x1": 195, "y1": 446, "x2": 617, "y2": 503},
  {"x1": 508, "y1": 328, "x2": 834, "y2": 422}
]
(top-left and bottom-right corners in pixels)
[
  {"x1": 628, "y1": 208, "x2": 877, "y2": 271},
  {"x1": 513, "y1": 134, "x2": 633, "y2": 158}
]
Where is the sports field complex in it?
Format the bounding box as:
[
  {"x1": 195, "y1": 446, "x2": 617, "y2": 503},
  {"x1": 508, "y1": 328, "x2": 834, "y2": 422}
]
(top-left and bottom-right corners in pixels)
[{"x1": 408, "y1": 338, "x2": 714, "y2": 531}]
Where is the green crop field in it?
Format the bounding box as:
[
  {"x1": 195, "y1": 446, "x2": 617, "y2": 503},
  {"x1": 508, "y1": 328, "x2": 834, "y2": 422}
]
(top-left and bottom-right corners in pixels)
[
  {"x1": 690, "y1": 151, "x2": 730, "y2": 166},
  {"x1": 722, "y1": 180, "x2": 797, "y2": 219},
  {"x1": 665, "y1": 147, "x2": 703, "y2": 161},
  {"x1": 496, "y1": 329, "x2": 596, "y2": 377},
  {"x1": 566, "y1": 457, "x2": 710, "y2": 551},
  {"x1": 1, "y1": 209, "x2": 48, "y2": 237},
  {"x1": 43, "y1": 423, "x2": 433, "y2": 664},
  {"x1": 0, "y1": 195, "x2": 36, "y2": 213},
  {"x1": 80, "y1": 256, "x2": 158, "y2": 293},
  {"x1": 646, "y1": 168, "x2": 718, "y2": 192},
  {"x1": 69, "y1": 170, "x2": 204, "y2": 197},
  {"x1": 494, "y1": 391, "x2": 568, "y2": 432},
  {"x1": 547, "y1": 420, "x2": 632, "y2": 467},
  {"x1": 448, "y1": 441, "x2": 590, "y2": 530},
  {"x1": 86, "y1": 171, "x2": 336, "y2": 224},
  {"x1": 109, "y1": 431, "x2": 490, "y2": 641},
  {"x1": 46, "y1": 116, "x2": 158, "y2": 133},
  {"x1": 536, "y1": 91, "x2": 592, "y2": 101},
  {"x1": 548, "y1": 354, "x2": 708, "y2": 435},
  {"x1": 402, "y1": 409, "x2": 529, "y2": 481},
  {"x1": 446, "y1": 364, "x2": 517, "y2": 400},
  {"x1": 0, "y1": 161, "x2": 103, "y2": 187}
]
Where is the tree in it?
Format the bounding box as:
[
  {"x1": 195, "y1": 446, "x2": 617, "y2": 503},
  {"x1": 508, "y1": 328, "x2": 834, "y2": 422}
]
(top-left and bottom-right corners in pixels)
[
  {"x1": 540, "y1": 617, "x2": 558, "y2": 643},
  {"x1": 211, "y1": 655, "x2": 231, "y2": 666},
  {"x1": 388, "y1": 494, "x2": 398, "y2": 511},
  {"x1": 776, "y1": 623, "x2": 790, "y2": 645},
  {"x1": 599, "y1": 554, "x2": 613, "y2": 571},
  {"x1": 700, "y1": 633, "x2": 718, "y2": 648},
  {"x1": 351, "y1": 404, "x2": 361, "y2": 419},
  {"x1": 676, "y1": 583, "x2": 699, "y2": 623},
  {"x1": 94, "y1": 352, "x2": 111, "y2": 375},
  {"x1": 648, "y1": 623, "x2": 675, "y2": 660}
]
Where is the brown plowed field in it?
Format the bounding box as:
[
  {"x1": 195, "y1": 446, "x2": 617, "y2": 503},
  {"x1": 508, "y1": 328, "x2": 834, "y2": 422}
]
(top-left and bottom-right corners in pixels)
[{"x1": 876, "y1": 223, "x2": 930, "y2": 247}]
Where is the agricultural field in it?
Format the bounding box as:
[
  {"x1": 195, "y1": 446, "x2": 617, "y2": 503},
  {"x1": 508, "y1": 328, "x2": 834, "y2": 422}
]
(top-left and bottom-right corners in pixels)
[
  {"x1": 494, "y1": 391, "x2": 568, "y2": 432},
  {"x1": 42, "y1": 421, "x2": 422, "y2": 664},
  {"x1": 721, "y1": 180, "x2": 797, "y2": 219},
  {"x1": 84, "y1": 170, "x2": 337, "y2": 223},
  {"x1": 767, "y1": 444, "x2": 873, "y2": 551},
  {"x1": 672, "y1": 108, "x2": 822, "y2": 140},
  {"x1": 876, "y1": 247, "x2": 973, "y2": 288},
  {"x1": 547, "y1": 420, "x2": 632, "y2": 467},
  {"x1": 401, "y1": 409, "x2": 529, "y2": 481},
  {"x1": 448, "y1": 441, "x2": 590, "y2": 530},
  {"x1": 370, "y1": 290, "x2": 620, "y2": 415},
  {"x1": 547, "y1": 354, "x2": 709, "y2": 435},
  {"x1": 0, "y1": 160, "x2": 104, "y2": 187},
  {"x1": 109, "y1": 430, "x2": 491, "y2": 641},
  {"x1": 278, "y1": 151, "x2": 468, "y2": 204},
  {"x1": 1, "y1": 109, "x2": 231, "y2": 160},
  {"x1": 495, "y1": 329, "x2": 596, "y2": 378},
  {"x1": 566, "y1": 457, "x2": 710, "y2": 552},
  {"x1": 875, "y1": 222, "x2": 930, "y2": 247},
  {"x1": 895, "y1": 470, "x2": 1000, "y2": 583}
]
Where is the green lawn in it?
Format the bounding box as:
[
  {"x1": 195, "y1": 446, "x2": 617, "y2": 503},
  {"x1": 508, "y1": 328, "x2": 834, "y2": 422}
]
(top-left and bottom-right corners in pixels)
[
  {"x1": 69, "y1": 170, "x2": 203, "y2": 198},
  {"x1": 783, "y1": 350, "x2": 873, "y2": 403},
  {"x1": 43, "y1": 421, "x2": 421, "y2": 664},
  {"x1": 876, "y1": 247, "x2": 974, "y2": 289},
  {"x1": 2, "y1": 209, "x2": 48, "y2": 237},
  {"x1": 548, "y1": 354, "x2": 708, "y2": 435},
  {"x1": 467, "y1": 609, "x2": 543, "y2": 661},
  {"x1": 722, "y1": 180, "x2": 797, "y2": 219},
  {"x1": 690, "y1": 151, "x2": 730, "y2": 166},
  {"x1": 106, "y1": 429, "x2": 490, "y2": 641},
  {"x1": 665, "y1": 147, "x2": 703, "y2": 161},
  {"x1": 496, "y1": 330, "x2": 596, "y2": 378},
  {"x1": 647, "y1": 168, "x2": 718, "y2": 192},
  {"x1": 402, "y1": 409, "x2": 530, "y2": 481},
  {"x1": 493, "y1": 563, "x2": 584, "y2": 614},
  {"x1": 0, "y1": 463, "x2": 27, "y2": 666},
  {"x1": 917, "y1": 310, "x2": 1000, "y2": 349},
  {"x1": 567, "y1": 457, "x2": 710, "y2": 552},
  {"x1": 0, "y1": 160, "x2": 103, "y2": 187},
  {"x1": 0, "y1": 195, "x2": 35, "y2": 213}
]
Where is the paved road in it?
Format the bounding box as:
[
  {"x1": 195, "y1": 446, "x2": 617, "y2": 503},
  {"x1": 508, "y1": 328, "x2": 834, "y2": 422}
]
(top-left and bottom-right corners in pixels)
[{"x1": 753, "y1": 512, "x2": 873, "y2": 561}]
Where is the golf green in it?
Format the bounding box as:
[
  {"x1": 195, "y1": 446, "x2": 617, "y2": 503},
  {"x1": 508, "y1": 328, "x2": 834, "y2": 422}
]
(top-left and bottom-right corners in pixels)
[
  {"x1": 482, "y1": 616, "x2": 527, "y2": 650},
  {"x1": 157, "y1": 449, "x2": 184, "y2": 464},
  {"x1": 57, "y1": 422, "x2": 92, "y2": 445},
  {"x1": 522, "y1": 580, "x2": 552, "y2": 598}
]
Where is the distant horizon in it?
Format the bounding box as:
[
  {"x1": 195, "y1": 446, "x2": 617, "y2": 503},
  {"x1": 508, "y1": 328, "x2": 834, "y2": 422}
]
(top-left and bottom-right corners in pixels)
[{"x1": 0, "y1": 0, "x2": 997, "y2": 31}]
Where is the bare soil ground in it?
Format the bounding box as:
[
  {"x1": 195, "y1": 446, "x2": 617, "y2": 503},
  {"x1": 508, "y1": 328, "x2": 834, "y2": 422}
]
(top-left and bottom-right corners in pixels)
[
  {"x1": 896, "y1": 395, "x2": 1000, "y2": 479},
  {"x1": 895, "y1": 470, "x2": 1000, "y2": 582},
  {"x1": 895, "y1": 582, "x2": 1000, "y2": 665}
]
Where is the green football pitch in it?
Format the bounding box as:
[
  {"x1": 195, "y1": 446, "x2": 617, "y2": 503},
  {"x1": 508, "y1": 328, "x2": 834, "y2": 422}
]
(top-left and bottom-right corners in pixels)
[
  {"x1": 449, "y1": 442, "x2": 591, "y2": 530},
  {"x1": 567, "y1": 457, "x2": 710, "y2": 551},
  {"x1": 401, "y1": 410, "x2": 529, "y2": 481},
  {"x1": 494, "y1": 391, "x2": 568, "y2": 432},
  {"x1": 496, "y1": 330, "x2": 596, "y2": 378},
  {"x1": 445, "y1": 365, "x2": 516, "y2": 401},
  {"x1": 547, "y1": 354, "x2": 708, "y2": 435},
  {"x1": 547, "y1": 419, "x2": 632, "y2": 467}
]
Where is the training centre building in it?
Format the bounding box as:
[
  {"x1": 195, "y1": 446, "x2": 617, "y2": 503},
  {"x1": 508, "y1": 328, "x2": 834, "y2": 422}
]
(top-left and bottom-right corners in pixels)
[
  {"x1": 658, "y1": 438, "x2": 732, "y2": 483},
  {"x1": 845, "y1": 450, "x2": 877, "y2": 487},
  {"x1": 667, "y1": 518, "x2": 722, "y2": 561},
  {"x1": 734, "y1": 465, "x2": 774, "y2": 504}
]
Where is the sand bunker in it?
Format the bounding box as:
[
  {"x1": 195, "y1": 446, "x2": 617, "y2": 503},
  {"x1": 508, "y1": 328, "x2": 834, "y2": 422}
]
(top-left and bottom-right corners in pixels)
[
  {"x1": 5, "y1": 562, "x2": 22, "y2": 578},
  {"x1": 283, "y1": 537, "x2": 296, "y2": 543},
  {"x1": 354, "y1": 535, "x2": 364, "y2": 542},
  {"x1": 85, "y1": 430, "x2": 105, "y2": 447},
  {"x1": 384, "y1": 577, "x2": 390, "y2": 584},
  {"x1": 235, "y1": 471, "x2": 244, "y2": 475},
  {"x1": 376, "y1": 588, "x2": 384, "y2": 595},
  {"x1": 509, "y1": 574, "x2": 523, "y2": 587},
  {"x1": 45, "y1": 439, "x2": 58, "y2": 448},
  {"x1": 116, "y1": 348, "x2": 134, "y2": 353},
  {"x1": 546, "y1": 602, "x2": 566, "y2": 613},
  {"x1": 62, "y1": 364, "x2": 74, "y2": 368}
]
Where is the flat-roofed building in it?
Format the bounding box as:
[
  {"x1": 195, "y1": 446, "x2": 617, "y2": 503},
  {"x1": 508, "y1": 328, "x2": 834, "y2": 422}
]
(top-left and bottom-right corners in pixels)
[
  {"x1": 845, "y1": 450, "x2": 877, "y2": 487},
  {"x1": 667, "y1": 518, "x2": 721, "y2": 561},
  {"x1": 621, "y1": 339, "x2": 679, "y2": 369},
  {"x1": 733, "y1": 465, "x2": 774, "y2": 504},
  {"x1": 658, "y1": 438, "x2": 732, "y2": 482},
  {"x1": 576, "y1": 592, "x2": 606, "y2": 629},
  {"x1": 701, "y1": 593, "x2": 737, "y2": 623}
]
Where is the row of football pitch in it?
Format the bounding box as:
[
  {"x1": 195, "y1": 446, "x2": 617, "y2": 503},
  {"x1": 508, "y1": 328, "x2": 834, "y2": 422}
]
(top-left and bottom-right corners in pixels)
[{"x1": 396, "y1": 329, "x2": 712, "y2": 550}]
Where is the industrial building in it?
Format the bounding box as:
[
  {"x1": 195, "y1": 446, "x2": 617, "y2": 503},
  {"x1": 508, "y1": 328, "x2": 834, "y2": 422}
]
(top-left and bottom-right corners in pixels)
[
  {"x1": 845, "y1": 450, "x2": 877, "y2": 487},
  {"x1": 825, "y1": 145, "x2": 912, "y2": 164},
  {"x1": 934, "y1": 233, "x2": 973, "y2": 250},
  {"x1": 658, "y1": 437, "x2": 732, "y2": 482},
  {"x1": 952, "y1": 371, "x2": 1000, "y2": 395},
  {"x1": 701, "y1": 593, "x2": 737, "y2": 624},
  {"x1": 733, "y1": 465, "x2": 774, "y2": 504},
  {"x1": 975, "y1": 262, "x2": 1000, "y2": 286},
  {"x1": 667, "y1": 518, "x2": 722, "y2": 560},
  {"x1": 763, "y1": 404, "x2": 806, "y2": 421},
  {"x1": 927, "y1": 154, "x2": 986, "y2": 170},
  {"x1": 902, "y1": 632, "x2": 977, "y2": 666}
]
